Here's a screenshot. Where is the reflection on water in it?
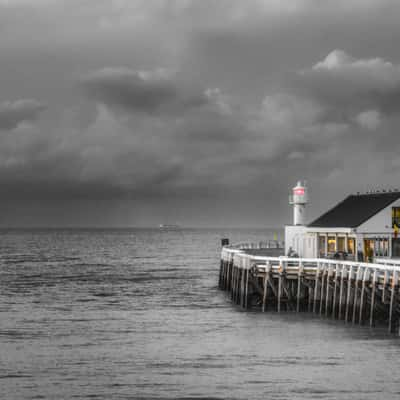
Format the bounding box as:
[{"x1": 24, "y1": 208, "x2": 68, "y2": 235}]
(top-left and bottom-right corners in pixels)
[{"x1": 0, "y1": 228, "x2": 399, "y2": 400}]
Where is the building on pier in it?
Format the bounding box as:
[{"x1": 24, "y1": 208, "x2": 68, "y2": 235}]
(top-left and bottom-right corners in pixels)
[{"x1": 285, "y1": 184, "x2": 400, "y2": 261}]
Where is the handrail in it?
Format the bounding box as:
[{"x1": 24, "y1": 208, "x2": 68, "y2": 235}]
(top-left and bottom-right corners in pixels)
[{"x1": 222, "y1": 244, "x2": 400, "y2": 272}]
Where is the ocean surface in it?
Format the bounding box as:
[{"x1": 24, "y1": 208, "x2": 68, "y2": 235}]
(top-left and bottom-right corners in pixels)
[{"x1": 0, "y1": 228, "x2": 399, "y2": 400}]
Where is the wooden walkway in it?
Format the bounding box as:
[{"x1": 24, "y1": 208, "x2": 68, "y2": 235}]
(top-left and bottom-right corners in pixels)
[{"x1": 219, "y1": 242, "x2": 400, "y2": 334}]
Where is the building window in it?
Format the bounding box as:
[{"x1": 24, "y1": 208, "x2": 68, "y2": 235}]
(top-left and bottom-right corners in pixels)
[
  {"x1": 377, "y1": 238, "x2": 389, "y2": 257},
  {"x1": 374, "y1": 239, "x2": 380, "y2": 256},
  {"x1": 337, "y1": 237, "x2": 345, "y2": 252},
  {"x1": 318, "y1": 236, "x2": 326, "y2": 257},
  {"x1": 383, "y1": 239, "x2": 388, "y2": 256},
  {"x1": 392, "y1": 207, "x2": 400, "y2": 228},
  {"x1": 347, "y1": 238, "x2": 355, "y2": 254},
  {"x1": 327, "y1": 236, "x2": 336, "y2": 253}
]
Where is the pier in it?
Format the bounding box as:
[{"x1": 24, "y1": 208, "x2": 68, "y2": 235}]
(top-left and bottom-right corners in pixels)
[{"x1": 219, "y1": 242, "x2": 400, "y2": 334}]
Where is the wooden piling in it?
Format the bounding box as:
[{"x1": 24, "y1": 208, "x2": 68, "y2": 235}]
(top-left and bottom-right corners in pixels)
[
  {"x1": 296, "y1": 262, "x2": 303, "y2": 312},
  {"x1": 218, "y1": 242, "x2": 400, "y2": 334},
  {"x1": 245, "y1": 267, "x2": 249, "y2": 309},
  {"x1": 277, "y1": 264, "x2": 283, "y2": 313},
  {"x1": 352, "y1": 268, "x2": 360, "y2": 324},
  {"x1": 345, "y1": 266, "x2": 353, "y2": 322},
  {"x1": 359, "y1": 268, "x2": 368, "y2": 325},
  {"x1": 388, "y1": 270, "x2": 398, "y2": 333},
  {"x1": 262, "y1": 262, "x2": 270, "y2": 312},
  {"x1": 332, "y1": 264, "x2": 339, "y2": 319},
  {"x1": 338, "y1": 265, "x2": 345, "y2": 320},
  {"x1": 313, "y1": 263, "x2": 320, "y2": 313},
  {"x1": 383, "y1": 270, "x2": 388, "y2": 304},
  {"x1": 370, "y1": 269, "x2": 377, "y2": 327},
  {"x1": 319, "y1": 266, "x2": 325, "y2": 315},
  {"x1": 325, "y1": 265, "x2": 331, "y2": 317}
]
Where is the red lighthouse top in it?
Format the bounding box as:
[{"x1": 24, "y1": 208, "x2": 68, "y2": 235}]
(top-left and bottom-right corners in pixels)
[{"x1": 293, "y1": 187, "x2": 305, "y2": 196}]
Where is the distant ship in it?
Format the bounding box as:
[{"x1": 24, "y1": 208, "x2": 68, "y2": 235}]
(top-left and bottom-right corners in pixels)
[{"x1": 159, "y1": 224, "x2": 181, "y2": 230}]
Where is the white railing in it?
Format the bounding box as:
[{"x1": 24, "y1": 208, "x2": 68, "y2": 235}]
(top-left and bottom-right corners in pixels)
[{"x1": 222, "y1": 244, "x2": 400, "y2": 273}]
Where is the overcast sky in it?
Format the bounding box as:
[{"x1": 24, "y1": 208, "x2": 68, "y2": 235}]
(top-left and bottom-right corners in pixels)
[{"x1": 1, "y1": 0, "x2": 400, "y2": 227}]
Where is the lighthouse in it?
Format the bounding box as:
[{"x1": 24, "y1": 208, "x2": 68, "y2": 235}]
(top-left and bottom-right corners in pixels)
[{"x1": 289, "y1": 181, "x2": 308, "y2": 226}]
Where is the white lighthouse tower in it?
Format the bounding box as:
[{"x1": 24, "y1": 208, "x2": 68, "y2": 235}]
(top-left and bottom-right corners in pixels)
[{"x1": 289, "y1": 180, "x2": 308, "y2": 225}]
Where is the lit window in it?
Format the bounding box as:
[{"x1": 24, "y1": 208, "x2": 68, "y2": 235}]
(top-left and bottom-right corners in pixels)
[
  {"x1": 327, "y1": 236, "x2": 336, "y2": 253},
  {"x1": 347, "y1": 238, "x2": 355, "y2": 254},
  {"x1": 337, "y1": 237, "x2": 345, "y2": 252},
  {"x1": 392, "y1": 207, "x2": 400, "y2": 228}
]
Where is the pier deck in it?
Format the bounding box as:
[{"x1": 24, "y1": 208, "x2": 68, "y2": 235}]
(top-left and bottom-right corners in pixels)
[{"x1": 219, "y1": 242, "x2": 400, "y2": 334}]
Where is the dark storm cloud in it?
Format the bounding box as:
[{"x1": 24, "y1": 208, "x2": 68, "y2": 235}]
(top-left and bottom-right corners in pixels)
[
  {"x1": 290, "y1": 50, "x2": 400, "y2": 125},
  {"x1": 81, "y1": 68, "x2": 207, "y2": 114},
  {"x1": 3, "y1": 1, "x2": 400, "y2": 226},
  {"x1": 0, "y1": 99, "x2": 45, "y2": 130}
]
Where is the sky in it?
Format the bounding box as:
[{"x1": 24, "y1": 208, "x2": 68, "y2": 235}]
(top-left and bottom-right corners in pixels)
[{"x1": 1, "y1": 0, "x2": 400, "y2": 227}]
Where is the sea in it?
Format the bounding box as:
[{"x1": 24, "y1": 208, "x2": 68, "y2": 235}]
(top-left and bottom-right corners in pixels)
[{"x1": 0, "y1": 228, "x2": 399, "y2": 400}]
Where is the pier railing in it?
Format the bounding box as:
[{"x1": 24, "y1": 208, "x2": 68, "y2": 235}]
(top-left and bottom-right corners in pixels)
[{"x1": 219, "y1": 243, "x2": 400, "y2": 334}]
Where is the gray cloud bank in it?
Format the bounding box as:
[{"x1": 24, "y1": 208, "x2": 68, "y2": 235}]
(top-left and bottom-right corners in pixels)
[
  {"x1": 0, "y1": 99, "x2": 45, "y2": 130},
  {"x1": 1, "y1": 1, "x2": 400, "y2": 226},
  {"x1": 81, "y1": 68, "x2": 208, "y2": 114}
]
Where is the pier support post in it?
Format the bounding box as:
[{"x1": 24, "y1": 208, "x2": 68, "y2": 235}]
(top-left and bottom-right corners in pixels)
[
  {"x1": 388, "y1": 270, "x2": 398, "y2": 333},
  {"x1": 235, "y1": 266, "x2": 240, "y2": 302},
  {"x1": 345, "y1": 266, "x2": 353, "y2": 323},
  {"x1": 245, "y1": 265, "x2": 250, "y2": 309},
  {"x1": 219, "y1": 259, "x2": 223, "y2": 288},
  {"x1": 325, "y1": 265, "x2": 331, "y2": 317},
  {"x1": 338, "y1": 265, "x2": 345, "y2": 320},
  {"x1": 297, "y1": 261, "x2": 303, "y2": 312},
  {"x1": 370, "y1": 269, "x2": 377, "y2": 327},
  {"x1": 230, "y1": 265, "x2": 234, "y2": 299},
  {"x1": 278, "y1": 262, "x2": 285, "y2": 313},
  {"x1": 308, "y1": 284, "x2": 313, "y2": 313},
  {"x1": 359, "y1": 268, "x2": 368, "y2": 325},
  {"x1": 383, "y1": 270, "x2": 388, "y2": 304},
  {"x1": 332, "y1": 264, "x2": 339, "y2": 319},
  {"x1": 352, "y1": 268, "x2": 361, "y2": 324},
  {"x1": 262, "y1": 262, "x2": 271, "y2": 312},
  {"x1": 240, "y1": 266, "x2": 245, "y2": 308},
  {"x1": 313, "y1": 263, "x2": 320, "y2": 313},
  {"x1": 320, "y1": 265, "x2": 326, "y2": 315}
]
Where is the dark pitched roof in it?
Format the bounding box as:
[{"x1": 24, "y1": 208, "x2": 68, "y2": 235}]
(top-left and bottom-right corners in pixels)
[{"x1": 308, "y1": 192, "x2": 400, "y2": 228}]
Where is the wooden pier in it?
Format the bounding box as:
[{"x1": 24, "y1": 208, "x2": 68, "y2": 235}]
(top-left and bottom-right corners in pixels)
[{"x1": 219, "y1": 242, "x2": 400, "y2": 334}]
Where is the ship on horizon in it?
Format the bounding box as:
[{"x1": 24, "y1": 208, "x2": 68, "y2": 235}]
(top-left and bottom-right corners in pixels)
[{"x1": 159, "y1": 224, "x2": 181, "y2": 230}]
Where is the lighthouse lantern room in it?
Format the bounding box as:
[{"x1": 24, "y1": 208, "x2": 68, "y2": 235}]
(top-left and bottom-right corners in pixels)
[{"x1": 289, "y1": 181, "x2": 308, "y2": 226}]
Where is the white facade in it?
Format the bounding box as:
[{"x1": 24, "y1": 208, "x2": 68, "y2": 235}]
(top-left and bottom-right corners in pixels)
[
  {"x1": 357, "y1": 198, "x2": 400, "y2": 234},
  {"x1": 285, "y1": 197, "x2": 400, "y2": 260},
  {"x1": 284, "y1": 225, "x2": 307, "y2": 257}
]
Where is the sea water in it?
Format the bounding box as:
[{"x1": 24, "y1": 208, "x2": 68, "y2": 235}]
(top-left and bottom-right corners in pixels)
[{"x1": 0, "y1": 228, "x2": 399, "y2": 399}]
